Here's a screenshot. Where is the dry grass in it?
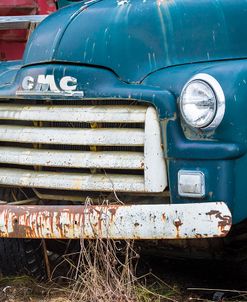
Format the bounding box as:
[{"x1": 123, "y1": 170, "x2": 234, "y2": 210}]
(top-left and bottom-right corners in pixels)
[
  {"x1": 64, "y1": 239, "x2": 138, "y2": 301},
  {"x1": 0, "y1": 238, "x2": 181, "y2": 301},
  {"x1": 1, "y1": 239, "x2": 246, "y2": 302},
  {"x1": 50, "y1": 239, "x2": 181, "y2": 302}
]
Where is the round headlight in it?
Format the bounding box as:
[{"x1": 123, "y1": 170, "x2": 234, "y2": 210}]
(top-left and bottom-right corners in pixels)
[{"x1": 180, "y1": 74, "x2": 225, "y2": 130}]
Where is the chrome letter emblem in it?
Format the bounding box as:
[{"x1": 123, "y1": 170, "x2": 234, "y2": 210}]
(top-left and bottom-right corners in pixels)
[
  {"x1": 22, "y1": 76, "x2": 35, "y2": 90},
  {"x1": 60, "y1": 76, "x2": 77, "y2": 91},
  {"x1": 17, "y1": 75, "x2": 84, "y2": 97}
]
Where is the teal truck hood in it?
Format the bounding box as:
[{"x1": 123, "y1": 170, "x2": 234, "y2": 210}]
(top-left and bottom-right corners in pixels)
[
  {"x1": 0, "y1": 61, "x2": 22, "y2": 87},
  {"x1": 24, "y1": 0, "x2": 247, "y2": 83}
]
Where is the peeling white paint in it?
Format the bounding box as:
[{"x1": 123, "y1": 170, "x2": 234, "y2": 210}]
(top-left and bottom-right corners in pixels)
[
  {"x1": 117, "y1": 0, "x2": 129, "y2": 6},
  {"x1": 0, "y1": 202, "x2": 232, "y2": 239}
]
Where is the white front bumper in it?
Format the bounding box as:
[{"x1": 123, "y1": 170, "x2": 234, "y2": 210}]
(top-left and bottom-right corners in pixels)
[{"x1": 0, "y1": 202, "x2": 231, "y2": 239}]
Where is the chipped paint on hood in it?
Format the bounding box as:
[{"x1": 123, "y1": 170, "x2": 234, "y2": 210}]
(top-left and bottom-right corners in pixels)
[{"x1": 23, "y1": 0, "x2": 247, "y2": 83}]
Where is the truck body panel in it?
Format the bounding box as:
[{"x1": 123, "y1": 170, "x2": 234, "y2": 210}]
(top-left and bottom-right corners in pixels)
[{"x1": 0, "y1": 0, "x2": 246, "y2": 251}]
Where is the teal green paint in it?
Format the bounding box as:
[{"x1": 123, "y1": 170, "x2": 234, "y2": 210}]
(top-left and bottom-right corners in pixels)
[
  {"x1": 24, "y1": 0, "x2": 247, "y2": 83},
  {"x1": 0, "y1": 61, "x2": 21, "y2": 87}
]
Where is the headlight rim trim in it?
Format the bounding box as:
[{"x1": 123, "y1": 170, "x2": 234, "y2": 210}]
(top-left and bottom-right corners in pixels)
[{"x1": 179, "y1": 73, "x2": 225, "y2": 131}]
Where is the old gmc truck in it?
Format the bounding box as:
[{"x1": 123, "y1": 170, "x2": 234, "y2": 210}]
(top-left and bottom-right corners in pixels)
[{"x1": 0, "y1": 0, "x2": 246, "y2": 277}]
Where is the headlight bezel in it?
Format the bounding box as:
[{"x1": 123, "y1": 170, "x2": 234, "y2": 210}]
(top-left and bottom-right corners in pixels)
[{"x1": 179, "y1": 73, "x2": 225, "y2": 131}]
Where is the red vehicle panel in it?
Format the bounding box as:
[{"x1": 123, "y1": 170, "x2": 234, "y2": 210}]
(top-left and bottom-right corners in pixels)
[{"x1": 0, "y1": 0, "x2": 56, "y2": 60}]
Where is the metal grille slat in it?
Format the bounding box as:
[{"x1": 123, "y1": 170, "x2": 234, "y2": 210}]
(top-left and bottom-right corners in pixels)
[
  {"x1": 0, "y1": 147, "x2": 144, "y2": 169},
  {"x1": 0, "y1": 105, "x2": 147, "y2": 123},
  {"x1": 0, "y1": 126, "x2": 144, "y2": 146},
  {"x1": 0, "y1": 168, "x2": 145, "y2": 192}
]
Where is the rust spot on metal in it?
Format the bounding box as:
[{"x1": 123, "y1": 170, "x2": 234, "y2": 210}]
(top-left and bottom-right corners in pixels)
[
  {"x1": 218, "y1": 215, "x2": 232, "y2": 236},
  {"x1": 108, "y1": 207, "x2": 117, "y2": 216},
  {"x1": 1, "y1": 204, "x2": 135, "y2": 239},
  {"x1": 161, "y1": 213, "x2": 166, "y2": 222},
  {"x1": 173, "y1": 218, "x2": 183, "y2": 238},
  {"x1": 108, "y1": 207, "x2": 117, "y2": 223},
  {"x1": 206, "y1": 209, "x2": 232, "y2": 236},
  {"x1": 174, "y1": 219, "x2": 183, "y2": 228},
  {"x1": 206, "y1": 210, "x2": 221, "y2": 216}
]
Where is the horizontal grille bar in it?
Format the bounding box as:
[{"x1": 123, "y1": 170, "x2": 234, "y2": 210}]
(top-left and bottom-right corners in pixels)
[
  {"x1": 0, "y1": 168, "x2": 145, "y2": 192},
  {"x1": 0, "y1": 147, "x2": 144, "y2": 169},
  {"x1": 0, "y1": 126, "x2": 144, "y2": 146},
  {"x1": 0, "y1": 105, "x2": 147, "y2": 123}
]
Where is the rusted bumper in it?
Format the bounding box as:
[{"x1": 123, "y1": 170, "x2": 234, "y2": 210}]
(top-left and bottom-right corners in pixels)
[{"x1": 0, "y1": 202, "x2": 232, "y2": 239}]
